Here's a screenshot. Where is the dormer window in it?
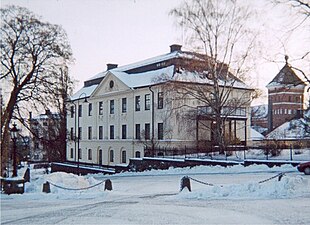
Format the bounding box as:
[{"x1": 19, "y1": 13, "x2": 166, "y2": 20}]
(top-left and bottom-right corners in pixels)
[{"x1": 109, "y1": 80, "x2": 114, "y2": 89}]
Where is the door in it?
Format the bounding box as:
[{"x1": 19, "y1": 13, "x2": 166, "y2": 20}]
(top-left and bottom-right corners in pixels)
[{"x1": 98, "y1": 149, "x2": 103, "y2": 165}]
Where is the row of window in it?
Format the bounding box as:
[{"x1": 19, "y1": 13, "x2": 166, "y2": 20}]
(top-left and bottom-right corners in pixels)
[
  {"x1": 70, "y1": 92, "x2": 164, "y2": 118},
  {"x1": 70, "y1": 123, "x2": 164, "y2": 140},
  {"x1": 69, "y1": 148, "x2": 139, "y2": 164},
  {"x1": 273, "y1": 108, "x2": 299, "y2": 115}
]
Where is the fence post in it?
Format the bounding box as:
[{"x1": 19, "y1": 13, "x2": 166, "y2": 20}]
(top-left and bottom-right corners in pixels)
[
  {"x1": 42, "y1": 181, "x2": 50, "y2": 193},
  {"x1": 104, "y1": 179, "x2": 112, "y2": 191},
  {"x1": 180, "y1": 176, "x2": 191, "y2": 192},
  {"x1": 290, "y1": 145, "x2": 293, "y2": 161}
]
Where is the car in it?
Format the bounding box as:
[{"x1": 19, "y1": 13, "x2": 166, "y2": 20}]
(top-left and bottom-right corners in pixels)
[{"x1": 297, "y1": 161, "x2": 310, "y2": 175}]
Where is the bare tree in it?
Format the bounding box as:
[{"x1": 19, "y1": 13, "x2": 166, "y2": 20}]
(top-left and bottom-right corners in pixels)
[
  {"x1": 168, "y1": 0, "x2": 257, "y2": 153},
  {"x1": 0, "y1": 5, "x2": 73, "y2": 175}
]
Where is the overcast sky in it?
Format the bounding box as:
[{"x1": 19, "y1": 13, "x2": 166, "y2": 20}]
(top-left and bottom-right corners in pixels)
[{"x1": 2, "y1": 0, "x2": 309, "y2": 104}]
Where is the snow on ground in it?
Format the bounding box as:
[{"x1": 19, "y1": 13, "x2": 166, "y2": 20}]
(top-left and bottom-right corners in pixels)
[{"x1": 1, "y1": 164, "x2": 310, "y2": 224}]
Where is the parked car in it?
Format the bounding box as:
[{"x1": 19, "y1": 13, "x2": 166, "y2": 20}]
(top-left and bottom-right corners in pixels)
[{"x1": 297, "y1": 162, "x2": 310, "y2": 175}]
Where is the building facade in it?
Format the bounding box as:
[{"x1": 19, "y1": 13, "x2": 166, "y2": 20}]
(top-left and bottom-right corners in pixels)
[
  {"x1": 67, "y1": 45, "x2": 253, "y2": 166},
  {"x1": 29, "y1": 110, "x2": 61, "y2": 161}
]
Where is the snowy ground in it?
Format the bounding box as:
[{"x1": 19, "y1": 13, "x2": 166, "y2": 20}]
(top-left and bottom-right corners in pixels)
[{"x1": 1, "y1": 164, "x2": 310, "y2": 224}]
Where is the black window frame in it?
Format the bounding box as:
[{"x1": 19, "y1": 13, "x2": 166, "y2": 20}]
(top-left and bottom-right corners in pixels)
[
  {"x1": 88, "y1": 126, "x2": 92, "y2": 140},
  {"x1": 122, "y1": 124, "x2": 127, "y2": 139},
  {"x1": 78, "y1": 104, "x2": 82, "y2": 117},
  {"x1": 70, "y1": 127, "x2": 74, "y2": 140},
  {"x1": 110, "y1": 99, "x2": 114, "y2": 114},
  {"x1": 135, "y1": 124, "x2": 141, "y2": 140},
  {"x1": 145, "y1": 94, "x2": 151, "y2": 110},
  {"x1": 70, "y1": 106, "x2": 74, "y2": 118},
  {"x1": 135, "y1": 96, "x2": 141, "y2": 111},
  {"x1": 99, "y1": 101, "x2": 103, "y2": 115},
  {"x1": 145, "y1": 123, "x2": 150, "y2": 140},
  {"x1": 122, "y1": 98, "x2": 127, "y2": 113},
  {"x1": 99, "y1": 126, "x2": 103, "y2": 140},
  {"x1": 110, "y1": 125, "x2": 114, "y2": 139},
  {"x1": 88, "y1": 103, "x2": 92, "y2": 116},
  {"x1": 88, "y1": 149, "x2": 92, "y2": 160},
  {"x1": 158, "y1": 92, "x2": 163, "y2": 109},
  {"x1": 158, "y1": 123, "x2": 164, "y2": 140},
  {"x1": 110, "y1": 149, "x2": 114, "y2": 162},
  {"x1": 121, "y1": 150, "x2": 126, "y2": 163}
]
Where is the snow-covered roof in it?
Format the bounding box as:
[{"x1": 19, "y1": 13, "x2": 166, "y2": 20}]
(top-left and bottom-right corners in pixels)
[
  {"x1": 251, "y1": 104, "x2": 268, "y2": 118},
  {"x1": 266, "y1": 63, "x2": 306, "y2": 88},
  {"x1": 88, "y1": 51, "x2": 207, "y2": 81},
  {"x1": 111, "y1": 66, "x2": 175, "y2": 88},
  {"x1": 266, "y1": 118, "x2": 309, "y2": 140},
  {"x1": 250, "y1": 127, "x2": 265, "y2": 140},
  {"x1": 71, "y1": 84, "x2": 98, "y2": 101}
]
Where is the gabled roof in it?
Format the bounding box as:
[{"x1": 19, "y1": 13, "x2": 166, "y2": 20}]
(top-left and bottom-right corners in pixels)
[{"x1": 266, "y1": 63, "x2": 306, "y2": 88}]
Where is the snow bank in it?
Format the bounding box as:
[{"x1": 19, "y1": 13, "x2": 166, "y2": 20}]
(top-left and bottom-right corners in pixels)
[
  {"x1": 25, "y1": 172, "x2": 105, "y2": 195},
  {"x1": 177, "y1": 175, "x2": 309, "y2": 200}
]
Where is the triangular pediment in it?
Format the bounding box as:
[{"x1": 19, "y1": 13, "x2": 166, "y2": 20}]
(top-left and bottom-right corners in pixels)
[{"x1": 91, "y1": 71, "x2": 130, "y2": 97}]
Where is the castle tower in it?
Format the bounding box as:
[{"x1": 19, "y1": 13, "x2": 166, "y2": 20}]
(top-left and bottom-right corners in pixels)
[{"x1": 266, "y1": 56, "x2": 306, "y2": 132}]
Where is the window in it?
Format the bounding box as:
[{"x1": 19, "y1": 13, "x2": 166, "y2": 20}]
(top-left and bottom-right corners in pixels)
[
  {"x1": 70, "y1": 148, "x2": 74, "y2": 158},
  {"x1": 145, "y1": 94, "x2": 151, "y2": 110},
  {"x1": 110, "y1": 100, "x2": 114, "y2": 114},
  {"x1": 122, "y1": 98, "x2": 127, "y2": 113},
  {"x1": 135, "y1": 151, "x2": 141, "y2": 158},
  {"x1": 78, "y1": 148, "x2": 82, "y2": 159},
  {"x1": 88, "y1": 149, "x2": 92, "y2": 160},
  {"x1": 145, "y1": 123, "x2": 150, "y2": 140},
  {"x1": 289, "y1": 96, "x2": 292, "y2": 102},
  {"x1": 109, "y1": 80, "x2": 114, "y2": 88},
  {"x1": 99, "y1": 126, "x2": 103, "y2": 140},
  {"x1": 110, "y1": 125, "x2": 114, "y2": 139},
  {"x1": 43, "y1": 122, "x2": 48, "y2": 126},
  {"x1": 158, "y1": 92, "x2": 163, "y2": 109},
  {"x1": 110, "y1": 150, "x2": 114, "y2": 162},
  {"x1": 122, "y1": 125, "x2": 127, "y2": 139},
  {"x1": 78, "y1": 105, "x2": 82, "y2": 117},
  {"x1": 88, "y1": 103, "x2": 92, "y2": 116},
  {"x1": 99, "y1": 101, "x2": 103, "y2": 115},
  {"x1": 135, "y1": 96, "x2": 141, "y2": 111},
  {"x1": 88, "y1": 126, "x2": 92, "y2": 140},
  {"x1": 135, "y1": 124, "x2": 141, "y2": 140},
  {"x1": 70, "y1": 106, "x2": 74, "y2": 118},
  {"x1": 78, "y1": 127, "x2": 82, "y2": 140},
  {"x1": 70, "y1": 127, "x2": 74, "y2": 140},
  {"x1": 121, "y1": 150, "x2": 126, "y2": 163},
  {"x1": 158, "y1": 123, "x2": 163, "y2": 140}
]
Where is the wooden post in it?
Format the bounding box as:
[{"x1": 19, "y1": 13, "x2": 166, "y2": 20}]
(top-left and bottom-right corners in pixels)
[
  {"x1": 180, "y1": 176, "x2": 191, "y2": 192},
  {"x1": 104, "y1": 179, "x2": 112, "y2": 191}
]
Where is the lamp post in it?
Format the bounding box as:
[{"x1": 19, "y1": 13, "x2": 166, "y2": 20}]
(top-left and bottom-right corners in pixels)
[
  {"x1": 76, "y1": 92, "x2": 88, "y2": 175},
  {"x1": 10, "y1": 123, "x2": 19, "y2": 177}
]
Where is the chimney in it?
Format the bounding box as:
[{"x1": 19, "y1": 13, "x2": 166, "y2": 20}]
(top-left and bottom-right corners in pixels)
[
  {"x1": 107, "y1": 63, "x2": 118, "y2": 70},
  {"x1": 170, "y1": 44, "x2": 182, "y2": 53}
]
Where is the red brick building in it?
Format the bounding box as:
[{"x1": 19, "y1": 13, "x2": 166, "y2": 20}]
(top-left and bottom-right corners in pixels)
[{"x1": 266, "y1": 57, "x2": 307, "y2": 132}]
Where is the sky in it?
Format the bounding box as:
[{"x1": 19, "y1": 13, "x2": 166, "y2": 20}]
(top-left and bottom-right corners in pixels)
[{"x1": 1, "y1": 0, "x2": 309, "y2": 105}]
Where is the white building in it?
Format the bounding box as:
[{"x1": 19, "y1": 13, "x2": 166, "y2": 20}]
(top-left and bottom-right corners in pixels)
[{"x1": 66, "y1": 45, "x2": 253, "y2": 167}]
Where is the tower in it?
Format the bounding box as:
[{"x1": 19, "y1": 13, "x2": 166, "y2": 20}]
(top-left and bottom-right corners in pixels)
[{"x1": 266, "y1": 56, "x2": 306, "y2": 132}]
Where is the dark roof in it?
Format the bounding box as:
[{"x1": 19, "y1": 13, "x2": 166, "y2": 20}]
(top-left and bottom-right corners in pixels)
[{"x1": 267, "y1": 63, "x2": 305, "y2": 87}]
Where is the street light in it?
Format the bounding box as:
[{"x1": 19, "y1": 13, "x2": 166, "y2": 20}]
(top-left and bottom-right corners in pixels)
[
  {"x1": 76, "y1": 92, "x2": 88, "y2": 175},
  {"x1": 10, "y1": 123, "x2": 19, "y2": 177}
]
